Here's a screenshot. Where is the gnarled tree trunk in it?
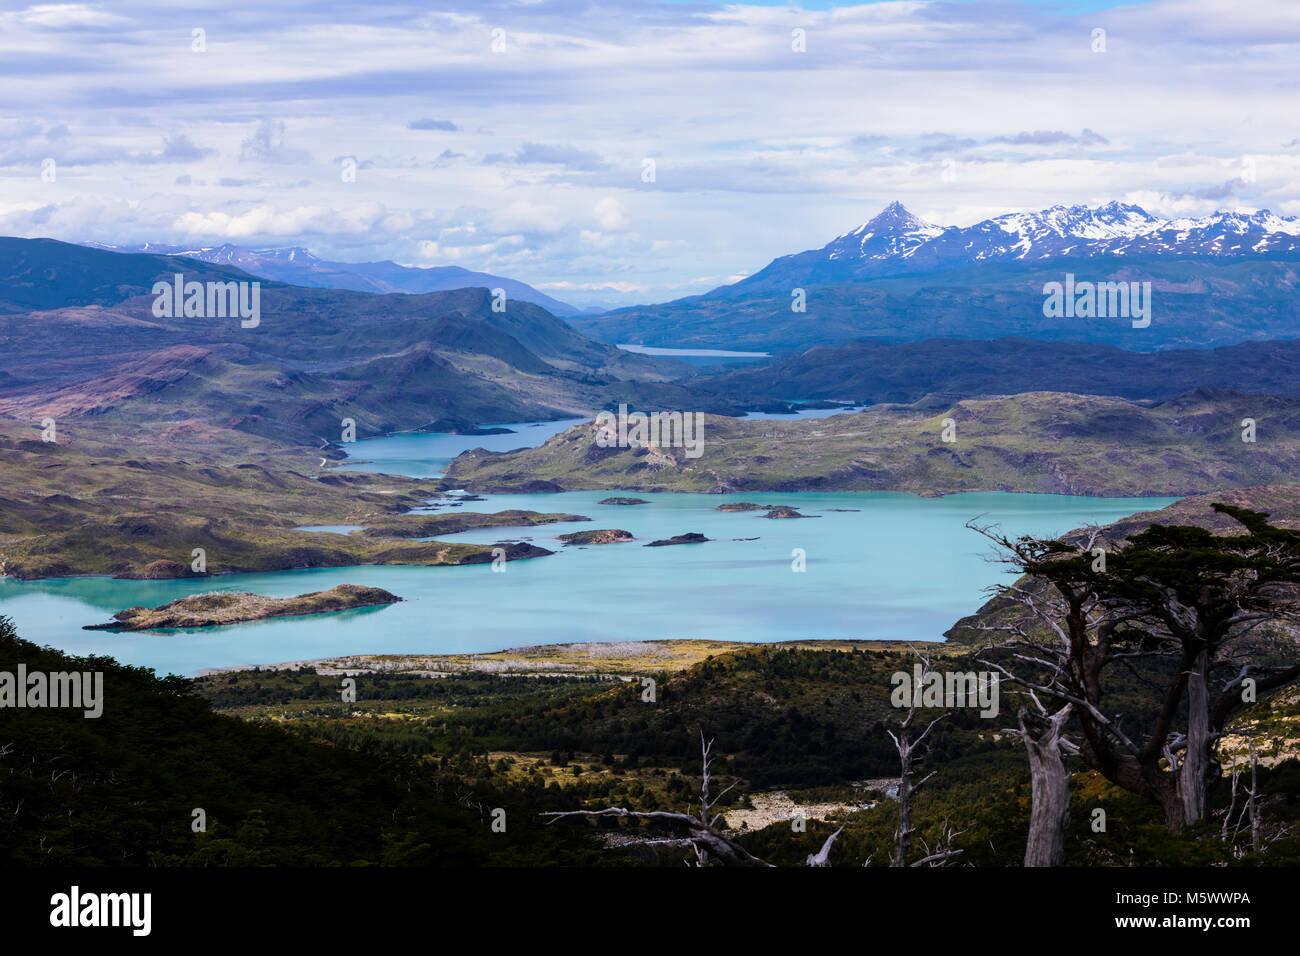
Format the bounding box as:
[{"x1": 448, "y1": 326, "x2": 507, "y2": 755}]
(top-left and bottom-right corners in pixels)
[
  {"x1": 1179, "y1": 647, "x2": 1212, "y2": 825},
  {"x1": 1020, "y1": 704, "x2": 1072, "y2": 867}
]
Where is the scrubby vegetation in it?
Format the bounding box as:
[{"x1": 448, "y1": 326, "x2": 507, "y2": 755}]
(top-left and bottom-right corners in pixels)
[
  {"x1": 443, "y1": 392, "x2": 1300, "y2": 497},
  {"x1": 190, "y1": 640, "x2": 1300, "y2": 867}
]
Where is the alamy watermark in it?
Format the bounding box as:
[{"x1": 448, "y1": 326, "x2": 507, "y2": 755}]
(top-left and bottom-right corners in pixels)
[
  {"x1": 1042, "y1": 273, "x2": 1151, "y2": 329},
  {"x1": 0, "y1": 665, "x2": 103, "y2": 718},
  {"x1": 50, "y1": 886, "x2": 150, "y2": 936},
  {"x1": 890, "y1": 663, "x2": 999, "y2": 718},
  {"x1": 595, "y1": 403, "x2": 704, "y2": 458},
  {"x1": 152, "y1": 273, "x2": 260, "y2": 328}
]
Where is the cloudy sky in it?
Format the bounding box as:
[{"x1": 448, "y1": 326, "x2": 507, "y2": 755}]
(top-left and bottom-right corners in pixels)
[{"x1": 2, "y1": 0, "x2": 1298, "y2": 308}]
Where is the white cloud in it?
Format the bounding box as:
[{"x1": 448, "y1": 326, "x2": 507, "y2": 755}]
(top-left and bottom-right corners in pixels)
[
  {"x1": 593, "y1": 196, "x2": 626, "y2": 230},
  {"x1": 173, "y1": 203, "x2": 394, "y2": 238},
  {"x1": 537, "y1": 280, "x2": 647, "y2": 293},
  {"x1": 7, "y1": 4, "x2": 126, "y2": 28},
  {"x1": 1, "y1": 0, "x2": 1298, "y2": 306}
]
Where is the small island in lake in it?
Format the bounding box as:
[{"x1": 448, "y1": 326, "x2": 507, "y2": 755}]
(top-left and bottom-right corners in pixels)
[
  {"x1": 419, "y1": 418, "x2": 516, "y2": 436},
  {"x1": 85, "y1": 584, "x2": 402, "y2": 632},
  {"x1": 645, "y1": 532, "x2": 709, "y2": 547},
  {"x1": 715, "y1": 503, "x2": 814, "y2": 518},
  {"x1": 599, "y1": 497, "x2": 650, "y2": 505},
  {"x1": 558, "y1": 529, "x2": 635, "y2": 545},
  {"x1": 761, "y1": 506, "x2": 818, "y2": 519}
]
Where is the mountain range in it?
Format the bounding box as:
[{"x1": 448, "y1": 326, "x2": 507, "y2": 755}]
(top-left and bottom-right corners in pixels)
[
  {"x1": 82, "y1": 241, "x2": 587, "y2": 317},
  {"x1": 8, "y1": 232, "x2": 1300, "y2": 453},
  {"x1": 697, "y1": 336, "x2": 1300, "y2": 406},
  {"x1": 0, "y1": 238, "x2": 743, "y2": 446},
  {"x1": 714, "y1": 200, "x2": 1300, "y2": 296},
  {"x1": 570, "y1": 201, "x2": 1300, "y2": 352}
]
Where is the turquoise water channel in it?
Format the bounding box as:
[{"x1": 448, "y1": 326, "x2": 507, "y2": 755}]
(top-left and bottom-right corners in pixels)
[{"x1": 0, "y1": 414, "x2": 1176, "y2": 676}]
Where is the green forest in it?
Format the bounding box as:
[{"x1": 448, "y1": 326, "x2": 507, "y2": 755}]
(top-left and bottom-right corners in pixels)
[{"x1": 5, "y1": 607, "x2": 1300, "y2": 867}]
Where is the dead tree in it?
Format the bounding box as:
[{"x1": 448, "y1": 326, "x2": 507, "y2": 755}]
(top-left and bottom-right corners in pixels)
[
  {"x1": 886, "y1": 647, "x2": 962, "y2": 867},
  {"x1": 1221, "y1": 752, "x2": 1241, "y2": 845},
  {"x1": 805, "y1": 827, "x2": 844, "y2": 867},
  {"x1": 913, "y1": 820, "x2": 967, "y2": 867},
  {"x1": 965, "y1": 565, "x2": 1083, "y2": 866},
  {"x1": 1222, "y1": 737, "x2": 1269, "y2": 856},
  {"x1": 543, "y1": 730, "x2": 851, "y2": 867},
  {"x1": 1247, "y1": 740, "x2": 1262, "y2": 853},
  {"x1": 543, "y1": 730, "x2": 769, "y2": 866}
]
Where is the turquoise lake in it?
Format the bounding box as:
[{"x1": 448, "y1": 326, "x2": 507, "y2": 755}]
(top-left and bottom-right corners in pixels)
[{"x1": 0, "y1": 415, "x2": 1178, "y2": 677}]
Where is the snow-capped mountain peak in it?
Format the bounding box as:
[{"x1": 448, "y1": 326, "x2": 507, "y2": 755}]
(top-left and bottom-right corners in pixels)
[
  {"x1": 989, "y1": 202, "x2": 1160, "y2": 246},
  {"x1": 721, "y1": 200, "x2": 1300, "y2": 296},
  {"x1": 826, "y1": 200, "x2": 1300, "y2": 264},
  {"x1": 853, "y1": 201, "x2": 939, "y2": 235},
  {"x1": 826, "y1": 202, "x2": 945, "y2": 261}
]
